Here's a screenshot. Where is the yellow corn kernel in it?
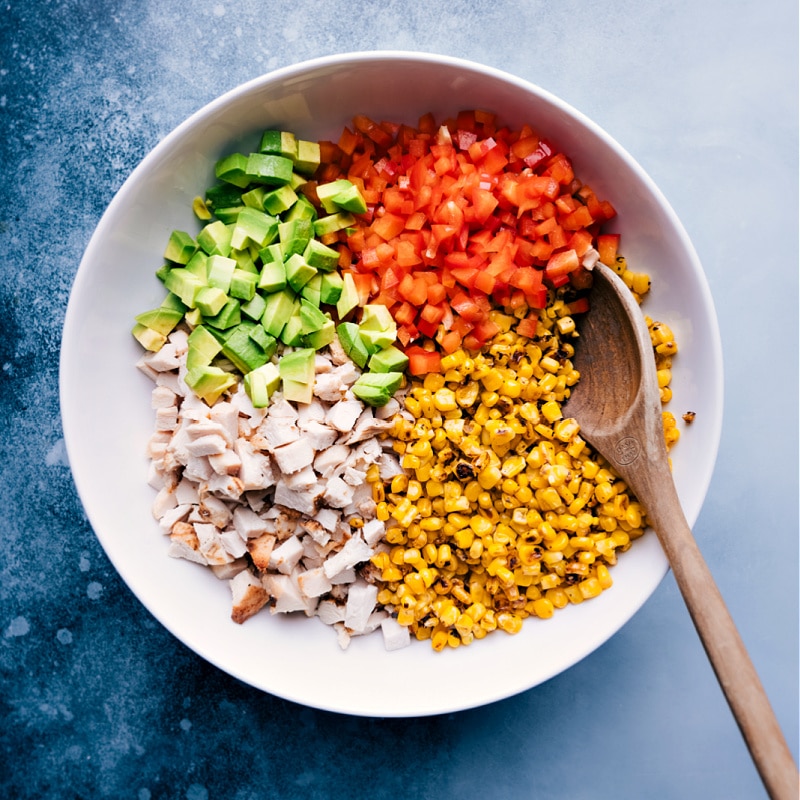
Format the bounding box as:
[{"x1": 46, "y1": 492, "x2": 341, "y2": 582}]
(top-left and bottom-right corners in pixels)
[
  {"x1": 596, "y1": 563, "x2": 613, "y2": 589},
  {"x1": 478, "y1": 464, "x2": 503, "y2": 490},
  {"x1": 532, "y1": 597, "x2": 554, "y2": 619},
  {"x1": 481, "y1": 369, "x2": 505, "y2": 393},
  {"x1": 497, "y1": 612, "x2": 523, "y2": 634},
  {"x1": 433, "y1": 388, "x2": 458, "y2": 412},
  {"x1": 499, "y1": 379, "x2": 522, "y2": 399},
  {"x1": 541, "y1": 400, "x2": 562, "y2": 424}
]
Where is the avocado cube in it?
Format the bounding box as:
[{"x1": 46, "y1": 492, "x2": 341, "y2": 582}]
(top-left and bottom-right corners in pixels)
[
  {"x1": 160, "y1": 292, "x2": 188, "y2": 314},
  {"x1": 278, "y1": 217, "x2": 314, "y2": 257},
  {"x1": 194, "y1": 286, "x2": 229, "y2": 317},
  {"x1": 258, "y1": 259, "x2": 287, "y2": 293},
  {"x1": 336, "y1": 272, "x2": 361, "y2": 319},
  {"x1": 316, "y1": 179, "x2": 355, "y2": 214},
  {"x1": 351, "y1": 371, "x2": 404, "y2": 407},
  {"x1": 359, "y1": 304, "x2": 396, "y2": 333},
  {"x1": 185, "y1": 365, "x2": 237, "y2": 405},
  {"x1": 131, "y1": 323, "x2": 167, "y2": 352},
  {"x1": 248, "y1": 324, "x2": 277, "y2": 359},
  {"x1": 184, "y1": 250, "x2": 208, "y2": 279},
  {"x1": 241, "y1": 186, "x2": 267, "y2": 211},
  {"x1": 300, "y1": 273, "x2": 322, "y2": 306},
  {"x1": 294, "y1": 139, "x2": 321, "y2": 176},
  {"x1": 245, "y1": 152, "x2": 294, "y2": 186},
  {"x1": 243, "y1": 362, "x2": 281, "y2": 408},
  {"x1": 303, "y1": 239, "x2": 339, "y2": 272},
  {"x1": 186, "y1": 325, "x2": 223, "y2": 370},
  {"x1": 221, "y1": 323, "x2": 269, "y2": 374},
  {"x1": 280, "y1": 312, "x2": 306, "y2": 347},
  {"x1": 368, "y1": 345, "x2": 409, "y2": 374},
  {"x1": 163, "y1": 268, "x2": 204, "y2": 308},
  {"x1": 314, "y1": 211, "x2": 356, "y2": 238},
  {"x1": 279, "y1": 348, "x2": 315, "y2": 403},
  {"x1": 184, "y1": 308, "x2": 203, "y2": 327},
  {"x1": 206, "y1": 182, "x2": 245, "y2": 210},
  {"x1": 336, "y1": 322, "x2": 370, "y2": 369},
  {"x1": 134, "y1": 306, "x2": 183, "y2": 337},
  {"x1": 284, "y1": 253, "x2": 317, "y2": 293},
  {"x1": 281, "y1": 378, "x2": 313, "y2": 405},
  {"x1": 212, "y1": 206, "x2": 246, "y2": 225},
  {"x1": 259, "y1": 130, "x2": 298, "y2": 161},
  {"x1": 259, "y1": 241, "x2": 284, "y2": 267},
  {"x1": 229, "y1": 269, "x2": 258, "y2": 301},
  {"x1": 358, "y1": 326, "x2": 395, "y2": 353},
  {"x1": 164, "y1": 230, "x2": 197, "y2": 264},
  {"x1": 261, "y1": 289, "x2": 297, "y2": 338},
  {"x1": 197, "y1": 220, "x2": 233, "y2": 257},
  {"x1": 331, "y1": 182, "x2": 368, "y2": 214},
  {"x1": 204, "y1": 298, "x2": 241, "y2": 330},
  {"x1": 232, "y1": 248, "x2": 259, "y2": 274},
  {"x1": 304, "y1": 318, "x2": 335, "y2": 350},
  {"x1": 283, "y1": 194, "x2": 318, "y2": 223},
  {"x1": 262, "y1": 184, "x2": 299, "y2": 215},
  {"x1": 299, "y1": 299, "x2": 328, "y2": 334},
  {"x1": 240, "y1": 291, "x2": 267, "y2": 322},
  {"x1": 319, "y1": 272, "x2": 344, "y2": 305},
  {"x1": 215, "y1": 153, "x2": 251, "y2": 188},
  {"x1": 231, "y1": 207, "x2": 279, "y2": 250},
  {"x1": 206, "y1": 255, "x2": 237, "y2": 293}
]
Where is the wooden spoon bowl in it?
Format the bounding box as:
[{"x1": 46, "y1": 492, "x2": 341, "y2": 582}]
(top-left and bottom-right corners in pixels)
[{"x1": 567, "y1": 262, "x2": 798, "y2": 800}]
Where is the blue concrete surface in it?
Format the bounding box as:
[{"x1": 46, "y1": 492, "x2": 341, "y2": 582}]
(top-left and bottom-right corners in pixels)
[{"x1": 1, "y1": 1, "x2": 797, "y2": 798}]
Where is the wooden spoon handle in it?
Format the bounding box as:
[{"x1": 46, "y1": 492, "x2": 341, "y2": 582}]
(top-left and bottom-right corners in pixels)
[{"x1": 644, "y1": 476, "x2": 799, "y2": 800}]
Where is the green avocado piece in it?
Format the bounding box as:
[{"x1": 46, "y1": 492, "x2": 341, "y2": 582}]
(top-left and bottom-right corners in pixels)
[
  {"x1": 316, "y1": 179, "x2": 354, "y2": 213},
  {"x1": 231, "y1": 207, "x2": 279, "y2": 250},
  {"x1": 313, "y1": 211, "x2": 355, "y2": 238},
  {"x1": 184, "y1": 250, "x2": 208, "y2": 279},
  {"x1": 185, "y1": 365, "x2": 237, "y2": 405},
  {"x1": 194, "y1": 285, "x2": 229, "y2": 317},
  {"x1": 206, "y1": 255, "x2": 237, "y2": 293},
  {"x1": 303, "y1": 239, "x2": 339, "y2": 272},
  {"x1": 262, "y1": 184, "x2": 298, "y2": 215},
  {"x1": 351, "y1": 371, "x2": 404, "y2": 407},
  {"x1": 160, "y1": 292, "x2": 188, "y2": 313},
  {"x1": 281, "y1": 377, "x2": 313, "y2": 405},
  {"x1": 131, "y1": 323, "x2": 166, "y2": 352},
  {"x1": 243, "y1": 361, "x2": 281, "y2": 408},
  {"x1": 206, "y1": 182, "x2": 245, "y2": 210},
  {"x1": 294, "y1": 139, "x2": 321, "y2": 176},
  {"x1": 300, "y1": 273, "x2": 322, "y2": 306},
  {"x1": 284, "y1": 253, "x2": 317, "y2": 293},
  {"x1": 335, "y1": 272, "x2": 360, "y2": 319},
  {"x1": 283, "y1": 194, "x2": 317, "y2": 223},
  {"x1": 215, "y1": 153, "x2": 251, "y2": 189},
  {"x1": 134, "y1": 306, "x2": 183, "y2": 336},
  {"x1": 163, "y1": 268, "x2": 204, "y2": 308},
  {"x1": 319, "y1": 271, "x2": 344, "y2": 305},
  {"x1": 331, "y1": 182, "x2": 367, "y2": 214},
  {"x1": 221, "y1": 322, "x2": 269, "y2": 374},
  {"x1": 303, "y1": 318, "x2": 335, "y2": 350},
  {"x1": 261, "y1": 288, "x2": 297, "y2": 338},
  {"x1": 358, "y1": 326, "x2": 395, "y2": 353},
  {"x1": 359, "y1": 304, "x2": 396, "y2": 333},
  {"x1": 204, "y1": 298, "x2": 241, "y2": 330},
  {"x1": 246, "y1": 152, "x2": 294, "y2": 186},
  {"x1": 186, "y1": 325, "x2": 223, "y2": 370},
  {"x1": 248, "y1": 324, "x2": 277, "y2": 359},
  {"x1": 259, "y1": 130, "x2": 298, "y2": 161},
  {"x1": 258, "y1": 259, "x2": 287, "y2": 293},
  {"x1": 197, "y1": 220, "x2": 234, "y2": 257},
  {"x1": 336, "y1": 322, "x2": 370, "y2": 369},
  {"x1": 163, "y1": 230, "x2": 197, "y2": 264},
  {"x1": 240, "y1": 291, "x2": 267, "y2": 322},
  {"x1": 279, "y1": 218, "x2": 314, "y2": 258},
  {"x1": 368, "y1": 345, "x2": 409, "y2": 374},
  {"x1": 280, "y1": 311, "x2": 306, "y2": 347},
  {"x1": 299, "y1": 298, "x2": 329, "y2": 334},
  {"x1": 229, "y1": 268, "x2": 258, "y2": 301},
  {"x1": 279, "y1": 347, "x2": 315, "y2": 403}
]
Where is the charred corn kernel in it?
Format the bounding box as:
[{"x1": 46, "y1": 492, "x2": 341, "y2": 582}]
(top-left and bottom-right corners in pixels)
[
  {"x1": 660, "y1": 386, "x2": 673, "y2": 403},
  {"x1": 478, "y1": 464, "x2": 503, "y2": 489},
  {"x1": 456, "y1": 383, "x2": 479, "y2": 407},
  {"x1": 433, "y1": 388, "x2": 457, "y2": 412},
  {"x1": 556, "y1": 315, "x2": 576, "y2": 335},
  {"x1": 431, "y1": 629, "x2": 449, "y2": 652},
  {"x1": 499, "y1": 379, "x2": 522, "y2": 399},
  {"x1": 382, "y1": 565, "x2": 403, "y2": 582},
  {"x1": 424, "y1": 372, "x2": 446, "y2": 392},
  {"x1": 554, "y1": 418, "x2": 580, "y2": 442},
  {"x1": 372, "y1": 482, "x2": 385, "y2": 503},
  {"x1": 501, "y1": 455, "x2": 526, "y2": 478},
  {"x1": 540, "y1": 356, "x2": 560, "y2": 373},
  {"x1": 406, "y1": 479, "x2": 423, "y2": 501},
  {"x1": 657, "y1": 368, "x2": 672, "y2": 388},
  {"x1": 541, "y1": 400, "x2": 562, "y2": 424},
  {"x1": 532, "y1": 597, "x2": 554, "y2": 619},
  {"x1": 482, "y1": 369, "x2": 505, "y2": 392},
  {"x1": 579, "y1": 577, "x2": 603, "y2": 599},
  {"x1": 497, "y1": 612, "x2": 524, "y2": 634},
  {"x1": 376, "y1": 502, "x2": 390, "y2": 522}
]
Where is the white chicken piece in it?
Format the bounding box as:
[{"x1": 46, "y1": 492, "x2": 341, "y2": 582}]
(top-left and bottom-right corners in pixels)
[
  {"x1": 208, "y1": 448, "x2": 242, "y2": 476},
  {"x1": 204, "y1": 473, "x2": 244, "y2": 501},
  {"x1": 232, "y1": 505, "x2": 271, "y2": 539},
  {"x1": 265, "y1": 572, "x2": 318, "y2": 615},
  {"x1": 158, "y1": 504, "x2": 192, "y2": 533},
  {"x1": 312, "y1": 371, "x2": 350, "y2": 403},
  {"x1": 185, "y1": 434, "x2": 228, "y2": 458},
  {"x1": 268, "y1": 535, "x2": 305, "y2": 574},
  {"x1": 246, "y1": 532, "x2": 277, "y2": 571},
  {"x1": 296, "y1": 566, "x2": 333, "y2": 598},
  {"x1": 195, "y1": 494, "x2": 232, "y2": 528},
  {"x1": 219, "y1": 528, "x2": 248, "y2": 559},
  {"x1": 313, "y1": 507, "x2": 340, "y2": 534},
  {"x1": 313, "y1": 444, "x2": 351, "y2": 479},
  {"x1": 298, "y1": 420, "x2": 338, "y2": 452},
  {"x1": 253, "y1": 415, "x2": 301, "y2": 450},
  {"x1": 316, "y1": 599, "x2": 346, "y2": 626},
  {"x1": 209, "y1": 401, "x2": 239, "y2": 445},
  {"x1": 325, "y1": 398, "x2": 364, "y2": 432},
  {"x1": 152, "y1": 485, "x2": 177, "y2": 519},
  {"x1": 174, "y1": 477, "x2": 201, "y2": 506},
  {"x1": 272, "y1": 438, "x2": 315, "y2": 474},
  {"x1": 296, "y1": 398, "x2": 327, "y2": 427},
  {"x1": 167, "y1": 522, "x2": 206, "y2": 565},
  {"x1": 194, "y1": 523, "x2": 235, "y2": 566},
  {"x1": 380, "y1": 617, "x2": 411, "y2": 651},
  {"x1": 361, "y1": 518, "x2": 386, "y2": 548},
  {"x1": 229, "y1": 569, "x2": 270, "y2": 624},
  {"x1": 322, "y1": 535, "x2": 373, "y2": 580},
  {"x1": 300, "y1": 517, "x2": 332, "y2": 546},
  {"x1": 234, "y1": 439, "x2": 274, "y2": 491},
  {"x1": 322, "y1": 476, "x2": 354, "y2": 509},
  {"x1": 282, "y1": 465, "x2": 320, "y2": 492},
  {"x1": 155, "y1": 406, "x2": 179, "y2": 432}
]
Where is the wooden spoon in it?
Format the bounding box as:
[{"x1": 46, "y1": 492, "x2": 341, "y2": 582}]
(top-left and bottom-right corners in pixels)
[{"x1": 566, "y1": 262, "x2": 798, "y2": 800}]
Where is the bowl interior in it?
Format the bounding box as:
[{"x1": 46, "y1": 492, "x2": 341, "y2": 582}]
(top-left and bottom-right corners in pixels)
[{"x1": 60, "y1": 52, "x2": 722, "y2": 717}]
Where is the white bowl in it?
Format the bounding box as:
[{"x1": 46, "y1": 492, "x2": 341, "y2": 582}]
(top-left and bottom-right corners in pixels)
[{"x1": 60, "y1": 51, "x2": 723, "y2": 717}]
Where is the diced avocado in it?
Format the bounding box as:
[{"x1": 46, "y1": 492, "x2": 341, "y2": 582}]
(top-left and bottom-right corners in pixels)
[
  {"x1": 289, "y1": 171, "x2": 308, "y2": 190},
  {"x1": 359, "y1": 304, "x2": 396, "y2": 333},
  {"x1": 206, "y1": 182, "x2": 245, "y2": 210},
  {"x1": 316, "y1": 179, "x2": 354, "y2": 214},
  {"x1": 330, "y1": 182, "x2": 367, "y2": 214},
  {"x1": 160, "y1": 292, "x2": 188, "y2": 313},
  {"x1": 284, "y1": 253, "x2": 317, "y2": 293},
  {"x1": 215, "y1": 153, "x2": 251, "y2": 189},
  {"x1": 336, "y1": 322, "x2": 370, "y2": 369},
  {"x1": 279, "y1": 347, "x2": 315, "y2": 404},
  {"x1": 134, "y1": 306, "x2": 183, "y2": 336},
  {"x1": 163, "y1": 268, "x2": 204, "y2": 308},
  {"x1": 248, "y1": 324, "x2": 277, "y2": 359},
  {"x1": 336, "y1": 271, "x2": 360, "y2": 319},
  {"x1": 231, "y1": 207, "x2": 279, "y2": 250},
  {"x1": 206, "y1": 255, "x2": 237, "y2": 293},
  {"x1": 185, "y1": 365, "x2": 237, "y2": 405},
  {"x1": 280, "y1": 311, "x2": 306, "y2": 348},
  {"x1": 240, "y1": 291, "x2": 267, "y2": 322},
  {"x1": 197, "y1": 220, "x2": 233, "y2": 257},
  {"x1": 155, "y1": 263, "x2": 171, "y2": 283},
  {"x1": 232, "y1": 248, "x2": 259, "y2": 274},
  {"x1": 184, "y1": 308, "x2": 203, "y2": 327},
  {"x1": 303, "y1": 318, "x2": 335, "y2": 350},
  {"x1": 358, "y1": 326, "x2": 395, "y2": 353},
  {"x1": 212, "y1": 206, "x2": 246, "y2": 225},
  {"x1": 258, "y1": 259, "x2": 287, "y2": 293},
  {"x1": 184, "y1": 250, "x2": 208, "y2": 279},
  {"x1": 299, "y1": 299, "x2": 329, "y2": 334},
  {"x1": 192, "y1": 196, "x2": 212, "y2": 221},
  {"x1": 164, "y1": 230, "x2": 196, "y2": 264},
  {"x1": 351, "y1": 371, "x2": 404, "y2": 407},
  {"x1": 300, "y1": 273, "x2": 322, "y2": 306},
  {"x1": 194, "y1": 285, "x2": 229, "y2": 317},
  {"x1": 229, "y1": 269, "x2": 258, "y2": 301},
  {"x1": 319, "y1": 271, "x2": 344, "y2": 305},
  {"x1": 314, "y1": 211, "x2": 356, "y2": 238},
  {"x1": 221, "y1": 322, "x2": 269, "y2": 374},
  {"x1": 368, "y1": 344, "x2": 409, "y2": 374},
  {"x1": 186, "y1": 324, "x2": 223, "y2": 370},
  {"x1": 204, "y1": 298, "x2": 241, "y2": 330},
  {"x1": 259, "y1": 130, "x2": 298, "y2": 161},
  {"x1": 243, "y1": 361, "x2": 281, "y2": 408},
  {"x1": 303, "y1": 238, "x2": 339, "y2": 272},
  {"x1": 132, "y1": 322, "x2": 167, "y2": 352},
  {"x1": 294, "y1": 139, "x2": 321, "y2": 176},
  {"x1": 283, "y1": 194, "x2": 317, "y2": 223},
  {"x1": 278, "y1": 217, "x2": 314, "y2": 258},
  {"x1": 262, "y1": 184, "x2": 298, "y2": 215},
  {"x1": 241, "y1": 186, "x2": 267, "y2": 211},
  {"x1": 245, "y1": 152, "x2": 294, "y2": 186},
  {"x1": 259, "y1": 241, "x2": 283, "y2": 266},
  {"x1": 261, "y1": 288, "x2": 297, "y2": 338}
]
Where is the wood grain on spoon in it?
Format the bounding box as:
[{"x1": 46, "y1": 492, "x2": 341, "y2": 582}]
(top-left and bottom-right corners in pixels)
[{"x1": 567, "y1": 262, "x2": 798, "y2": 800}]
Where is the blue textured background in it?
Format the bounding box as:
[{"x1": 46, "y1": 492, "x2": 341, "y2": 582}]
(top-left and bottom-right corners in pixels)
[{"x1": 1, "y1": 2, "x2": 797, "y2": 798}]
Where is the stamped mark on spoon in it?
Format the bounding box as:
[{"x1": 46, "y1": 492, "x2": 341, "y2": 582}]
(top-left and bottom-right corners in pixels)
[{"x1": 614, "y1": 436, "x2": 641, "y2": 465}]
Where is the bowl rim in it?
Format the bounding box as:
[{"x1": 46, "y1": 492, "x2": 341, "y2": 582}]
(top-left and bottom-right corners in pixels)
[{"x1": 59, "y1": 50, "x2": 724, "y2": 716}]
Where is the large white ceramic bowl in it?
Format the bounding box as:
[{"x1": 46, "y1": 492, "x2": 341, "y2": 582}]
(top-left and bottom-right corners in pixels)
[{"x1": 60, "y1": 51, "x2": 723, "y2": 717}]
